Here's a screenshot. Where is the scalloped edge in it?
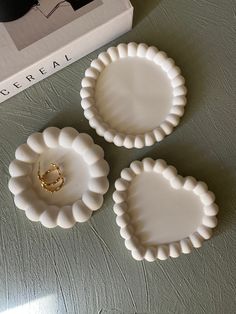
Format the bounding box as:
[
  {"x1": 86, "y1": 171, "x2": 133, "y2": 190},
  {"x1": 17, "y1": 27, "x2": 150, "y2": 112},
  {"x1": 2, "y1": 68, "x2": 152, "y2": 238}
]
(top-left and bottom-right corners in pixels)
[
  {"x1": 80, "y1": 42, "x2": 187, "y2": 149},
  {"x1": 8, "y1": 127, "x2": 110, "y2": 229},
  {"x1": 113, "y1": 158, "x2": 218, "y2": 261}
]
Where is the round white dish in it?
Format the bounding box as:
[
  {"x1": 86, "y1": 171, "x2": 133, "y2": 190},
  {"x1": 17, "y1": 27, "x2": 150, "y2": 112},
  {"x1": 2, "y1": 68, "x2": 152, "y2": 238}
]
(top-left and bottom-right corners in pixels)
[
  {"x1": 8, "y1": 127, "x2": 109, "y2": 228},
  {"x1": 113, "y1": 158, "x2": 218, "y2": 261},
  {"x1": 80, "y1": 42, "x2": 187, "y2": 149}
]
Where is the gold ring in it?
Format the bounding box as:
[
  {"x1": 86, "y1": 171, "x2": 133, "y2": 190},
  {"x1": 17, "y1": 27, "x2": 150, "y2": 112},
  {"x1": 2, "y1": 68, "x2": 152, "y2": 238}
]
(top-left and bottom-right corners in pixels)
[{"x1": 38, "y1": 162, "x2": 64, "y2": 193}]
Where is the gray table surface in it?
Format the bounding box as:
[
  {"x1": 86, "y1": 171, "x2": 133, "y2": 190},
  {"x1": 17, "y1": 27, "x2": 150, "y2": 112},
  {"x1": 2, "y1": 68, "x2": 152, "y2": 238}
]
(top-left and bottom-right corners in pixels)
[{"x1": 0, "y1": 1, "x2": 236, "y2": 313}]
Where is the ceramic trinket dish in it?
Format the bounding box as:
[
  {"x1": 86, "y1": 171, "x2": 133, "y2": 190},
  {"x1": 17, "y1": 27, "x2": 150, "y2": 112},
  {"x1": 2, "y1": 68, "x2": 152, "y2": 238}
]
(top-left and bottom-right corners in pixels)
[
  {"x1": 80, "y1": 42, "x2": 187, "y2": 149},
  {"x1": 8, "y1": 127, "x2": 109, "y2": 228},
  {"x1": 113, "y1": 158, "x2": 218, "y2": 261}
]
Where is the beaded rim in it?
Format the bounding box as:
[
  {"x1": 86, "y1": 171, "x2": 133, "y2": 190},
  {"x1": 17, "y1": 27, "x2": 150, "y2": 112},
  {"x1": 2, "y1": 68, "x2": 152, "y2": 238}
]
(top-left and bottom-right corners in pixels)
[
  {"x1": 80, "y1": 42, "x2": 187, "y2": 149},
  {"x1": 8, "y1": 127, "x2": 110, "y2": 229},
  {"x1": 113, "y1": 158, "x2": 218, "y2": 261}
]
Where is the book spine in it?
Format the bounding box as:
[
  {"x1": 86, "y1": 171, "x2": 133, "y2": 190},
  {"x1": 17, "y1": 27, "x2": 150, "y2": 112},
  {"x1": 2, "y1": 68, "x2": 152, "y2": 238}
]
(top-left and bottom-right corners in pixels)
[{"x1": 0, "y1": 7, "x2": 133, "y2": 104}]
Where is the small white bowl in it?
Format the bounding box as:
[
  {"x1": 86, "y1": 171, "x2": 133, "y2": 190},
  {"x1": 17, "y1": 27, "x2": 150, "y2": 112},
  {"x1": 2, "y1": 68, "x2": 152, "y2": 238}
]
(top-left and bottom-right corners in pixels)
[
  {"x1": 8, "y1": 127, "x2": 109, "y2": 229},
  {"x1": 113, "y1": 158, "x2": 218, "y2": 261},
  {"x1": 80, "y1": 42, "x2": 187, "y2": 149}
]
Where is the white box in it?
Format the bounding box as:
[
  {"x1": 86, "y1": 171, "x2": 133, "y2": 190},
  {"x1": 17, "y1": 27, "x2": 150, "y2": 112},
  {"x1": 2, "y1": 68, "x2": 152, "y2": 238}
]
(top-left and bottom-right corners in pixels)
[{"x1": 0, "y1": 0, "x2": 133, "y2": 103}]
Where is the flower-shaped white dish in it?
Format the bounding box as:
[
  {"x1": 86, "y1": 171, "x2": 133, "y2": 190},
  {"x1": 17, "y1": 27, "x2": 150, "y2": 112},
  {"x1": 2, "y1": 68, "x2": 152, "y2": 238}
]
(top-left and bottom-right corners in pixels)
[
  {"x1": 80, "y1": 42, "x2": 187, "y2": 149},
  {"x1": 113, "y1": 158, "x2": 218, "y2": 261},
  {"x1": 8, "y1": 127, "x2": 109, "y2": 229}
]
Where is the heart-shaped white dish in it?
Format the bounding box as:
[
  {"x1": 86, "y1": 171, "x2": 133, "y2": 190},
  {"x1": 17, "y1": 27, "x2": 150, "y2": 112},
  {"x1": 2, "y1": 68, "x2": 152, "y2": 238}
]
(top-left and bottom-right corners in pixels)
[
  {"x1": 8, "y1": 127, "x2": 109, "y2": 229},
  {"x1": 113, "y1": 158, "x2": 218, "y2": 261},
  {"x1": 80, "y1": 42, "x2": 187, "y2": 149}
]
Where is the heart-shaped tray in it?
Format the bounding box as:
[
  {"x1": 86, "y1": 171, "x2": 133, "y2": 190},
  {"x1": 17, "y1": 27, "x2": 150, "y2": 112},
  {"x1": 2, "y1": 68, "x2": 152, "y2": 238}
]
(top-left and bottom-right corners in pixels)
[
  {"x1": 80, "y1": 42, "x2": 187, "y2": 149},
  {"x1": 8, "y1": 127, "x2": 109, "y2": 228},
  {"x1": 113, "y1": 158, "x2": 218, "y2": 261}
]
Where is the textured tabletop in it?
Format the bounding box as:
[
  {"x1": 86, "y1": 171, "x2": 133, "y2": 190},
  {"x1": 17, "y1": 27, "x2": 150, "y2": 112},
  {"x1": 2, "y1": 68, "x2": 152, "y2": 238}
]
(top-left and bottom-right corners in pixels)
[{"x1": 0, "y1": 1, "x2": 236, "y2": 313}]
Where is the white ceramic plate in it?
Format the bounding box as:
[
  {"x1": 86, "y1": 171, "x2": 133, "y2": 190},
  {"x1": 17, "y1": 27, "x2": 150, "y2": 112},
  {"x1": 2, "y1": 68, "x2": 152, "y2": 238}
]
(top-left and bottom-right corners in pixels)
[
  {"x1": 113, "y1": 158, "x2": 218, "y2": 261},
  {"x1": 8, "y1": 127, "x2": 109, "y2": 228},
  {"x1": 80, "y1": 42, "x2": 187, "y2": 149}
]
